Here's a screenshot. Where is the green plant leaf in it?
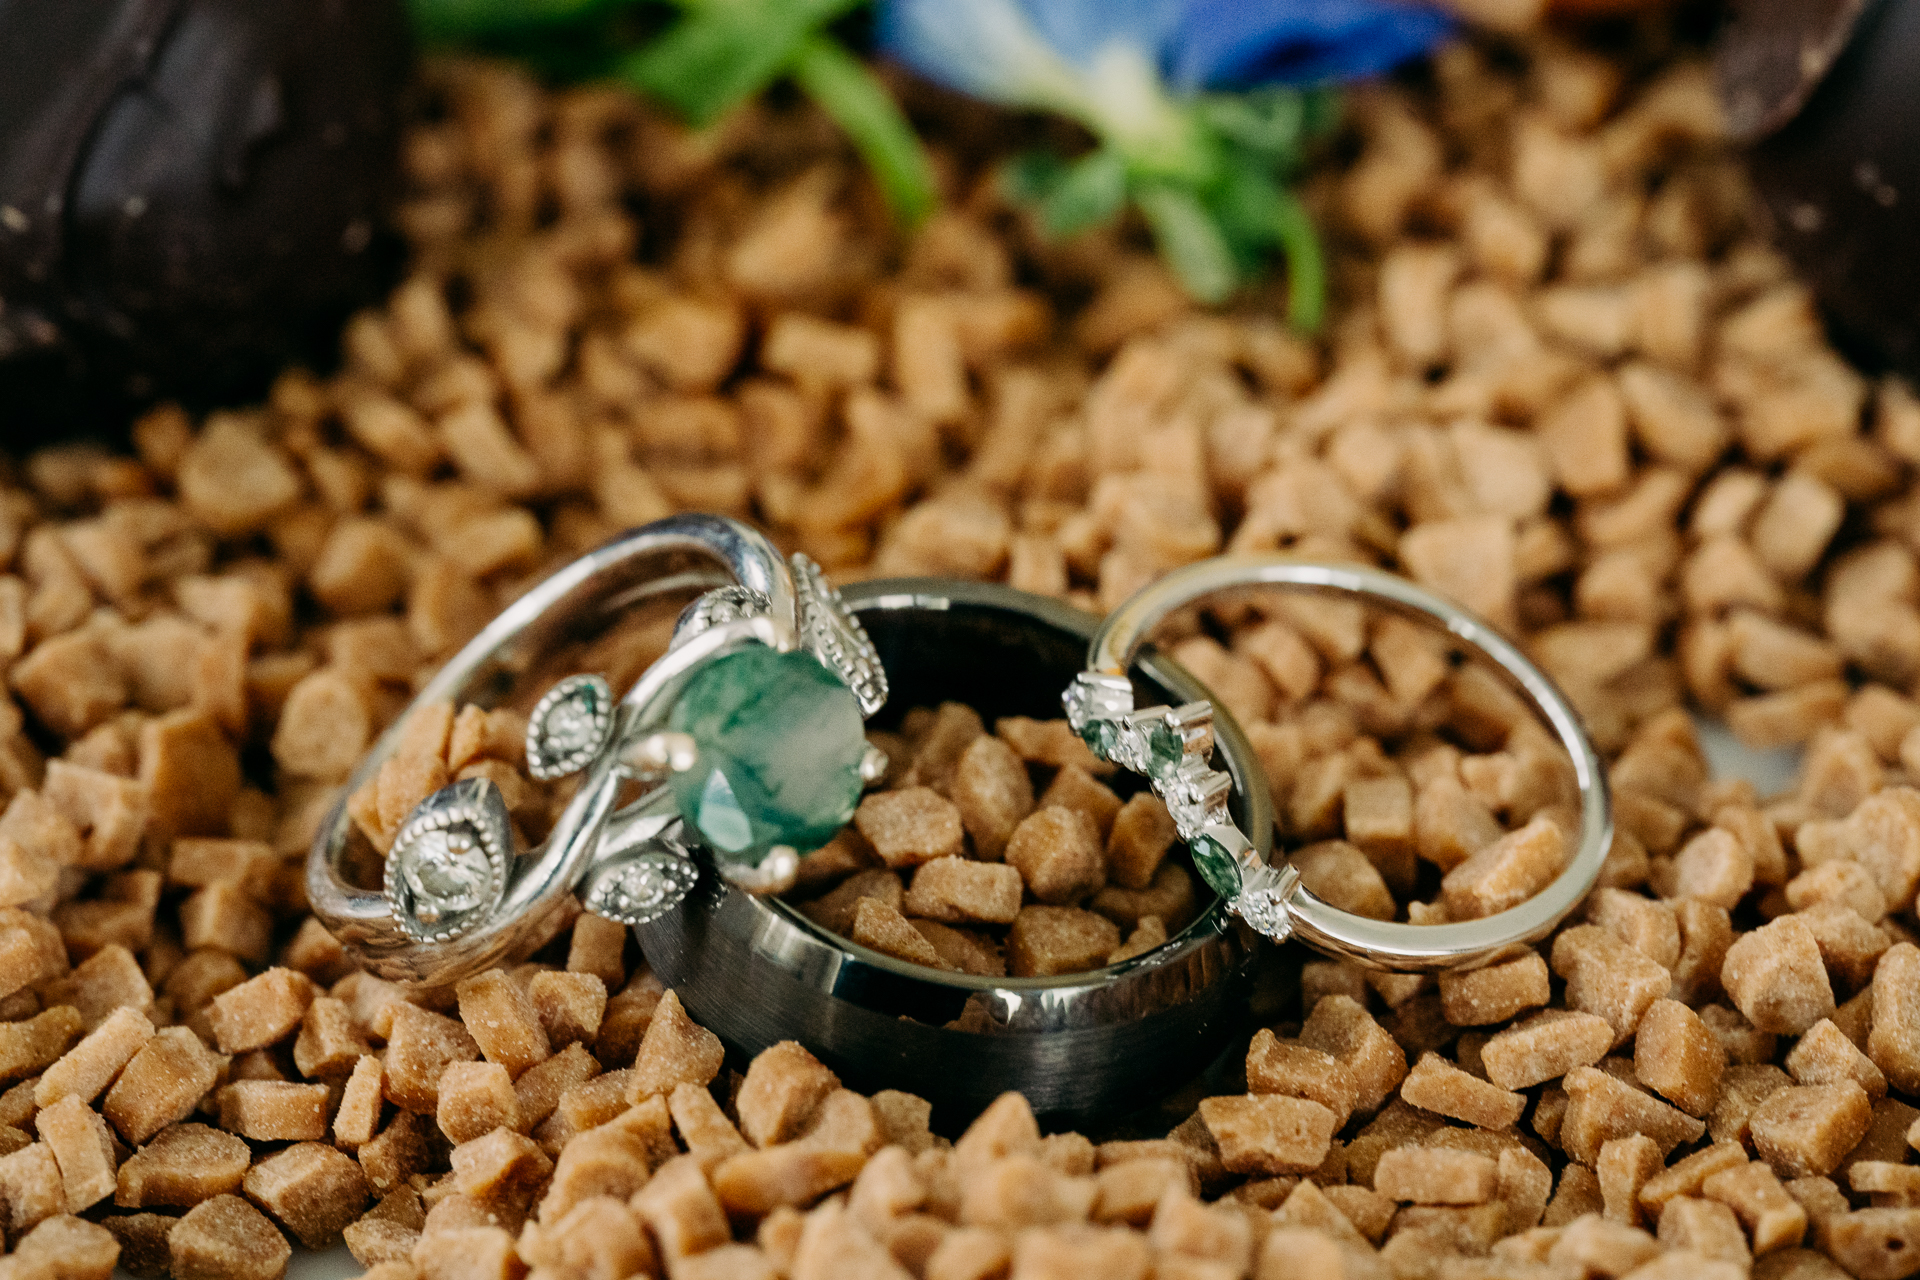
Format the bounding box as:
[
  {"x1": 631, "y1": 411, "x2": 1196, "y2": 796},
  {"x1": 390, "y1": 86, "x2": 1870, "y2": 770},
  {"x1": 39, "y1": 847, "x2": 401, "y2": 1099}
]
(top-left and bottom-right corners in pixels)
[
  {"x1": 408, "y1": 0, "x2": 634, "y2": 41},
  {"x1": 1001, "y1": 151, "x2": 1070, "y2": 206},
  {"x1": 1039, "y1": 149, "x2": 1126, "y2": 238},
  {"x1": 1134, "y1": 183, "x2": 1239, "y2": 306},
  {"x1": 1206, "y1": 156, "x2": 1283, "y2": 265},
  {"x1": 1302, "y1": 87, "x2": 1343, "y2": 141},
  {"x1": 1195, "y1": 89, "x2": 1307, "y2": 168},
  {"x1": 620, "y1": 0, "x2": 858, "y2": 125},
  {"x1": 789, "y1": 35, "x2": 938, "y2": 227},
  {"x1": 1270, "y1": 184, "x2": 1326, "y2": 334},
  {"x1": 1192, "y1": 155, "x2": 1326, "y2": 333}
]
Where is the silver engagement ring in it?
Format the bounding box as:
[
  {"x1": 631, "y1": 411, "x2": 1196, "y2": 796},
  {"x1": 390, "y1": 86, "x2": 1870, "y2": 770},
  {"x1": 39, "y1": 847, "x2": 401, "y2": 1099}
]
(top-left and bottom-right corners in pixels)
[
  {"x1": 1067, "y1": 557, "x2": 1613, "y2": 972},
  {"x1": 307, "y1": 514, "x2": 887, "y2": 985}
]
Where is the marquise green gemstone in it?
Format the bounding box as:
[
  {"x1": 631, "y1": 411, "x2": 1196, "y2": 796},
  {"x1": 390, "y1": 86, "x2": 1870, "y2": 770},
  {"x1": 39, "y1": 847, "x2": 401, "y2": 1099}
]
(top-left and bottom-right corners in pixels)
[
  {"x1": 1079, "y1": 717, "x2": 1118, "y2": 757},
  {"x1": 1189, "y1": 833, "x2": 1243, "y2": 899},
  {"x1": 1147, "y1": 721, "x2": 1186, "y2": 775},
  {"x1": 668, "y1": 647, "x2": 867, "y2": 866}
]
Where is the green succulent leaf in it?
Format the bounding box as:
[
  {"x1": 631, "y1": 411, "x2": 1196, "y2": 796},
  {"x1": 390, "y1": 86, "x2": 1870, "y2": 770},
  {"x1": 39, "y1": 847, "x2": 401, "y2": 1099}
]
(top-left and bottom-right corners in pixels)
[
  {"x1": 1301, "y1": 87, "x2": 1344, "y2": 141},
  {"x1": 1207, "y1": 158, "x2": 1283, "y2": 264},
  {"x1": 1039, "y1": 149, "x2": 1127, "y2": 239},
  {"x1": 1001, "y1": 151, "x2": 1070, "y2": 206},
  {"x1": 1270, "y1": 184, "x2": 1326, "y2": 333},
  {"x1": 407, "y1": 0, "x2": 632, "y2": 40},
  {"x1": 790, "y1": 35, "x2": 938, "y2": 227},
  {"x1": 1195, "y1": 89, "x2": 1307, "y2": 169},
  {"x1": 620, "y1": 0, "x2": 860, "y2": 125},
  {"x1": 1134, "y1": 183, "x2": 1239, "y2": 306}
]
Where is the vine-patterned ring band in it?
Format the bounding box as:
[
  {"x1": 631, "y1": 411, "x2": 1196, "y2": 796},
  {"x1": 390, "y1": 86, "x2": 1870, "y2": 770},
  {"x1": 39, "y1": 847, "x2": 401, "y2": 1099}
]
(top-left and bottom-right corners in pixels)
[
  {"x1": 1066, "y1": 558, "x2": 1613, "y2": 973},
  {"x1": 306, "y1": 514, "x2": 889, "y2": 986}
]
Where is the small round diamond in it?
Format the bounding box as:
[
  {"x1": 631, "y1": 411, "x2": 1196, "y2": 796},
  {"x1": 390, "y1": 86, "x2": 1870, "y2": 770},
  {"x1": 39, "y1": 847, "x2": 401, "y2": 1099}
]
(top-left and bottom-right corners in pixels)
[
  {"x1": 385, "y1": 778, "x2": 512, "y2": 942},
  {"x1": 673, "y1": 586, "x2": 772, "y2": 645},
  {"x1": 618, "y1": 864, "x2": 672, "y2": 911},
  {"x1": 1113, "y1": 721, "x2": 1152, "y2": 773},
  {"x1": 1165, "y1": 777, "x2": 1206, "y2": 835},
  {"x1": 400, "y1": 824, "x2": 492, "y2": 915},
  {"x1": 527, "y1": 675, "x2": 615, "y2": 780},
  {"x1": 544, "y1": 702, "x2": 599, "y2": 754},
  {"x1": 585, "y1": 852, "x2": 700, "y2": 924},
  {"x1": 1163, "y1": 762, "x2": 1231, "y2": 839}
]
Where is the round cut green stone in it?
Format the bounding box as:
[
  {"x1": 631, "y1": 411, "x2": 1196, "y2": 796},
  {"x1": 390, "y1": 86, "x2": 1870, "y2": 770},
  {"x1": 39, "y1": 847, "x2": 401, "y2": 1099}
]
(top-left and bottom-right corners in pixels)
[
  {"x1": 668, "y1": 647, "x2": 867, "y2": 866},
  {"x1": 1189, "y1": 833, "x2": 1243, "y2": 899}
]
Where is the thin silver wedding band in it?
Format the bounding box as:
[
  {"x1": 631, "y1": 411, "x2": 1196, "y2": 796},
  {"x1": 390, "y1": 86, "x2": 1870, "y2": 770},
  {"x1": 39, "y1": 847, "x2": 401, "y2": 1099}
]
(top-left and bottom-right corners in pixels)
[{"x1": 1088, "y1": 558, "x2": 1612, "y2": 972}]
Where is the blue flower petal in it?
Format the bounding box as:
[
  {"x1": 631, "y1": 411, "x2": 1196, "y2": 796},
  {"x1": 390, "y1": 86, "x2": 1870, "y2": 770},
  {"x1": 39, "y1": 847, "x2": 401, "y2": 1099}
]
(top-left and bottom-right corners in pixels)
[
  {"x1": 1167, "y1": 0, "x2": 1455, "y2": 90},
  {"x1": 877, "y1": 0, "x2": 1092, "y2": 109},
  {"x1": 1017, "y1": 0, "x2": 1186, "y2": 70}
]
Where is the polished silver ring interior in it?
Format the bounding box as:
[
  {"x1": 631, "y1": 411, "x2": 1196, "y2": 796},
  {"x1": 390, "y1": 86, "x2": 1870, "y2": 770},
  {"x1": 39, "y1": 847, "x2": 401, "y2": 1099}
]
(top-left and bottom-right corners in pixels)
[
  {"x1": 1065, "y1": 557, "x2": 1612, "y2": 972},
  {"x1": 306, "y1": 514, "x2": 887, "y2": 985}
]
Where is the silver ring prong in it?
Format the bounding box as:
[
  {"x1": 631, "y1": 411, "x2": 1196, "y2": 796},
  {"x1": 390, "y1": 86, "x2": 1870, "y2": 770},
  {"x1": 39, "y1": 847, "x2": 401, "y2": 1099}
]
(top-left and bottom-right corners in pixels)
[
  {"x1": 621, "y1": 730, "x2": 700, "y2": 778},
  {"x1": 719, "y1": 846, "x2": 800, "y2": 896}
]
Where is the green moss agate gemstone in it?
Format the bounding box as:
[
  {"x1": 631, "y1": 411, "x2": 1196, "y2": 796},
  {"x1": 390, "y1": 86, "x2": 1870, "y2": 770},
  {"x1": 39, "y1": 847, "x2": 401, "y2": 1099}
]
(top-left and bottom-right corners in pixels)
[
  {"x1": 1189, "y1": 832, "x2": 1243, "y2": 899},
  {"x1": 667, "y1": 646, "x2": 867, "y2": 866},
  {"x1": 1079, "y1": 717, "x2": 1118, "y2": 757},
  {"x1": 1147, "y1": 721, "x2": 1187, "y2": 776}
]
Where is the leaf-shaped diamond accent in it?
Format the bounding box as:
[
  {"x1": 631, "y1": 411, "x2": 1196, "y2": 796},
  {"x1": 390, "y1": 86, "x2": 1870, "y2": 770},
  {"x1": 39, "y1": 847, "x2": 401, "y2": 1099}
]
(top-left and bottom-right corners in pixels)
[
  {"x1": 526, "y1": 674, "x2": 615, "y2": 781},
  {"x1": 386, "y1": 778, "x2": 513, "y2": 942},
  {"x1": 582, "y1": 848, "x2": 701, "y2": 925},
  {"x1": 792, "y1": 553, "x2": 886, "y2": 717}
]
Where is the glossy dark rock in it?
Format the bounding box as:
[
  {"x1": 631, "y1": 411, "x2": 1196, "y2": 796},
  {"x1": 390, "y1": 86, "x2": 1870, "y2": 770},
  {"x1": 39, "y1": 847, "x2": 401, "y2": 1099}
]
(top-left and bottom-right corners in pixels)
[
  {"x1": 0, "y1": 0, "x2": 410, "y2": 432},
  {"x1": 1720, "y1": 0, "x2": 1920, "y2": 379}
]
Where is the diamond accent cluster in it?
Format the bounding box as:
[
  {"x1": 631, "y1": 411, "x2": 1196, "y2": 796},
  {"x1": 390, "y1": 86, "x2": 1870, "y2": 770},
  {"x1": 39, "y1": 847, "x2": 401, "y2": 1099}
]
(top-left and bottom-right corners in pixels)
[
  {"x1": 1063, "y1": 672, "x2": 1293, "y2": 942},
  {"x1": 673, "y1": 586, "x2": 773, "y2": 645},
  {"x1": 792, "y1": 553, "x2": 887, "y2": 717},
  {"x1": 1230, "y1": 864, "x2": 1297, "y2": 939},
  {"x1": 582, "y1": 849, "x2": 701, "y2": 925},
  {"x1": 526, "y1": 674, "x2": 616, "y2": 781},
  {"x1": 386, "y1": 779, "x2": 513, "y2": 942}
]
